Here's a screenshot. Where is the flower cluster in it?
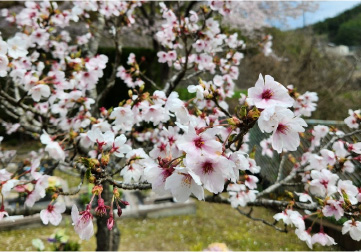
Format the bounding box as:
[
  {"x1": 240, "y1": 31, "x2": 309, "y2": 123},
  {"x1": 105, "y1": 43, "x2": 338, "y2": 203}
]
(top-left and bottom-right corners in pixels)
[{"x1": 0, "y1": 1, "x2": 359, "y2": 249}]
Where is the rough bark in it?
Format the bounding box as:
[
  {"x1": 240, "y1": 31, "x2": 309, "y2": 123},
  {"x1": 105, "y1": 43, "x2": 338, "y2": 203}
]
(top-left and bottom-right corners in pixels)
[{"x1": 96, "y1": 182, "x2": 120, "y2": 251}]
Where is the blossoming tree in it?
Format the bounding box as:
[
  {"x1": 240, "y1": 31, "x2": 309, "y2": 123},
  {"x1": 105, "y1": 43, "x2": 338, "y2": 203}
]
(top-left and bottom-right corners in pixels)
[{"x1": 0, "y1": 1, "x2": 360, "y2": 251}]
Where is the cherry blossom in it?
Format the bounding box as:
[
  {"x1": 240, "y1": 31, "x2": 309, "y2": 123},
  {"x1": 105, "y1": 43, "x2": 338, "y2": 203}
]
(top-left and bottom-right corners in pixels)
[
  {"x1": 186, "y1": 154, "x2": 233, "y2": 194},
  {"x1": 0, "y1": 169, "x2": 11, "y2": 182},
  {"x1": 71, "y1": 204, "x2": 94, "y2": 241},
  {"x1": 311, "y1": 232, "x2": 336, "y2": 246},
  {"x1": 111, "y1": 135, "x2": 131, "y2": 158},
  {"x1": 308, "y1": 169, "x2": 339, "y2": 197},
  {"x1": 260, "y1": 137, "x2": 273, "y2": 158},
  {"x1": 29, "y1": 84, "x2": 51, "y2": 102},
  {"x1": 344, "y1": 109, "x2": 360, "y2": 129},
  {"x1": 177, "y1": 127, "x2": 222, "y2": 156},
  {"x1": 164, "y1": 167, "x2": 204, "y2": 202},
  {"x1": 87, "y1": 128, "x2": 115, "y2": 150},
  {"x1": 246, "y1": 74, "x2": 294, "y2": 109},
  {"x1": 342, "y1": 220, "x2": 361, "y2": 241},
  {"x1": 7, "y1": 35, "x2": 28, "y2": 59},
  {"x1": 40, "y1": 132, "x2": 65, "y2": 161},
  {"x1": 322, "y1": 199, "x2": 344, "y2": 221},
  {"x1": 40, "y1": 201, "x2": 66, "y2": 226}
]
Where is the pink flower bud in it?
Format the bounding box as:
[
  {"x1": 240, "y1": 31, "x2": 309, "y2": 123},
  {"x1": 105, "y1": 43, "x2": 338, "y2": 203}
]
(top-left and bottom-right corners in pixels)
[
  {"x1": 117, "y1": 205, "x2": 122, "y2": 217},
  {"x1": 107, "y1": 215, "x2": 114, "y2": 230},
  {"x1": 95, "y1": 198, "x2": 108, "y2": 216}
]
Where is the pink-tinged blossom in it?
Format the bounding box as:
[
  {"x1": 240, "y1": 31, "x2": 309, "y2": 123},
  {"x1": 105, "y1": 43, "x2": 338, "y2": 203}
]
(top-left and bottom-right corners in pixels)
[
  {"x1": 110, "y1": 106, "x2": 134, "y2": 131},
  {"x1": 306, "y1": 154, "x2": 326, "y2": 171},
  {"x1": 177, "y1": 127, "x2": 222, "y2": 156},
  {"x1": 322, "y1": 199, "x2": 344, "y2": 221},
  {"x1": 31, "y1": 28, "x2": 49, "y2": 46},
  {"x1": 248, "y1": 158, "x2": 261, "y2": 174},
  {"x1": 294, "y1": 91, "x2": 318, "y2": 117},
  {"x1": 338, "y1": 180, "x2": 358, "y2": 205},
  {"x1": 357, "y1": 188, "x2": 361, "y2": 202},
  {"x1": 127, "y1": 53, "x2": 136, "y2": 65},
  {"x1": 0, "y1": 54, "x2": 8, "y2": 77},
  {"x1": 310, "y1": 125, "x2": 329, "y2": 150},
  {"x1": 187, "y1": 84, "x2": 206, "y2": 100},
  {"x1": 111, "y1": 135, "x2": 131, "y2": 158},
  {"x1": 332, "y1": 141, "x2": 349, "y2": 159},
  {"x1": 157, "y1": 51, "x2": 168, "y2": 63},
  {"x1": 149, "y1": 142, "x2": 169, "y2": 159},
  {"x1": 164, "y1": 92, "x2": 190, "y2": 125},
  {"x1": 246, "y1": 74, "x2": 294, "y2": 109},
  {"x1": 164, "y1": 167, "x2": 204, "y2": 202},
  {"x1": 2, "y1": 122, "x2": 20, "y2": 135},
  {"x1": 30, "y1": 158, "x2": 42, "y2": 180},
  {"x1": 25, "y1": 175, "x2": 49, "y2": 207},
  {"x1": 229, "y1": 150, "x2": 250, "y2": 176},
  {"x1": 342, "y1": 220, "x2": 361, "y2": 241},
  {"x1": 71, "y1": 204, "x2": 94, "y2": 241},
  {"x1": 295, "y1": 192, "x2": 314, "y2": 203},
  {"x1": 269, "y1": 109, "x2": 307, "y2": 153},
  {"x1": 309, "y1": 169, "x2": 339, "y2": 197},
  {"x1": 144, "y1": 163, "x2": 174, "y2": 196},
  {"x1": 40, "y1": 132, "x2": 65, "y2": 162},
  {"x1": 87, "y1": 128, "x2": 114, "y2": 150},
  {"x1": 227, "y1": 184, "x2": 257, "y2": 207},
  {"x1": 0, "y1": 169, "x2": 12, "y2": 182},
  {"x1": 120, "y1": 164, "x2": 144, "y2": 184},
  {"x1": 273, "y1": 210, "x2": 305, "y2": 230},
  {"x1": 0, "y1": 40, "x2": 8, "y2": 55},
  {"x1": 186, "y1": 155, "x2": 233, "y2": 194},
  {"x1": 29, "y1": 84, "x2": 51, "y2": 102},
  {"x1": 344, "y1": 109, "x2": 360, "y2": 129},
  {"x1": 320, "y1": 149, "x2": 336, "y2": 166},
  {"x1": 260, "y1": 137, "x2": 273, "y2": 158},
  {"x1": 258, "y1": 106, "x2": 290, "y2": 133},
  {"x1": 311, "y1": 232, "x2": 336, "y2": 246},
  {"x1": 142, "y1": 104, "x2": 170, "y2": 126},
  {"x1": 343, "y1": 160, "x2": 355, "y2": 173},
  {"x1": 1, "y1": 179, "x2": 19, "y2": 197},
  {"x1": 348, "y1": 142, "x2": 361, "y2": 154},
  {"x1": 7, "y1": 35, "x2": 28, "y2": 59},
  {"x1": 40, "y1": 201, "x2": 66, "y2": 226},
  {"x1": 122, "y1": 149, "x2": 154, "y2": 183},
  {"x1": 295, "y1": 229, "x2": 312, "y2": 249},
  {"x1": 244, "y1": 175, "x2": 259, "y2": 189}
]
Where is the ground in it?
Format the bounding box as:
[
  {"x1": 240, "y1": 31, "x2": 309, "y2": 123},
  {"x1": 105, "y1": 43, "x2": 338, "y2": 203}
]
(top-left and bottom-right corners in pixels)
[{"x1": 0, "y1": 201, "x2": 339, "y2": 251}]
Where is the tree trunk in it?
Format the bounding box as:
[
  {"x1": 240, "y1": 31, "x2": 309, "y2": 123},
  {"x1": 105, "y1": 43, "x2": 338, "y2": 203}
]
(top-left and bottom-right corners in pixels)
[{"x1": 96, "y1": 183, "x2": 120, "y2": 251}]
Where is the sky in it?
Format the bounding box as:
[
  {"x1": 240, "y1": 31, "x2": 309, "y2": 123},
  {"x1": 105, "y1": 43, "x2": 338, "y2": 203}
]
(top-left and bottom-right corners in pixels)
[{"x1": 273, "y1": 1, "x2": 361, "y2": 30}]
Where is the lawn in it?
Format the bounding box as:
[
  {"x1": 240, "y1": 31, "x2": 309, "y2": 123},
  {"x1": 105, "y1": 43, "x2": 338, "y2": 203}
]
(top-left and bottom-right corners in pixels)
[{"x1": 0, "y1": 201, "x2": 339, "y2": 251}]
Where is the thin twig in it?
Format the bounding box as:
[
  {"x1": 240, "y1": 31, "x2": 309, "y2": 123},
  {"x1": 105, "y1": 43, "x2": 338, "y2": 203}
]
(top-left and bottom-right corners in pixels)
[
  {"x1": 276, "y1": 154, "x2": 287, "y2": 182},
  {"x1": 236, "y1": 207, "x2": 288, "y2": 233}
]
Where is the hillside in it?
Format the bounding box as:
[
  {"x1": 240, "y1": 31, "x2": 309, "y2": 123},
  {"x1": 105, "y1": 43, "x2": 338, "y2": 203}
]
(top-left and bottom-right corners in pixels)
[{"x1": 313, "y1": 3, "x2": 361, "y2": 46}]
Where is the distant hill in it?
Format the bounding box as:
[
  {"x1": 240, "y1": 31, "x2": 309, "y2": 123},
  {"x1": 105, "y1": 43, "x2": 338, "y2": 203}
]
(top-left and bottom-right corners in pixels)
[{"x1": 313, "y1": 3, "x2": 361, "y2": 46}]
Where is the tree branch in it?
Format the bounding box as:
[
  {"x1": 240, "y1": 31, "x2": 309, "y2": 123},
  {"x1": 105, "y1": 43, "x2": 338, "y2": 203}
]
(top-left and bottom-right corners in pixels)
[
  {"x1": 236, "y1": 207, "x2": 288, "y2": 233},
  {"x1": 106, "y1": 177, "x2": 152, "y2": 190}
]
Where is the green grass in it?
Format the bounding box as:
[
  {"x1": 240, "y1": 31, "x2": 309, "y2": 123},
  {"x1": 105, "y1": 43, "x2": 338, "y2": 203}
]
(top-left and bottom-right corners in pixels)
[{"x1": 0, "y1": 201, "x2": 339, "y2": 251}]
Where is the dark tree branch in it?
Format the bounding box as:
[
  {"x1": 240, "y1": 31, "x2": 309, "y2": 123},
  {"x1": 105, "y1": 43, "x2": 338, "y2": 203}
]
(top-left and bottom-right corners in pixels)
[{"x1": 106, "y1": 178, "x2": 152, "y2": 190}]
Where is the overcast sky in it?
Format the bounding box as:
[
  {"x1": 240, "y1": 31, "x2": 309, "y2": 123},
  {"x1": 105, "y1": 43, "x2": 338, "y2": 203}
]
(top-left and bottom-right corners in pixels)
[{"x1": 273, "y1": 1, "x2": 361, "y2": 30}]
